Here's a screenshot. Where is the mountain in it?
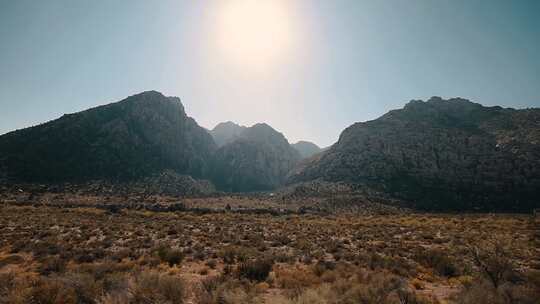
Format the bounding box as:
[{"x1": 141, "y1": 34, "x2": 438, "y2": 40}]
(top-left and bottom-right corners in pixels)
[
  {"x1": 288, "y1": 97, "x2": 540, "y2": 211},
  {"x1": 0, "y1": 91, "x2": 217, "y2": 183},
  {"x1": 212, "y1": 123, "x2": 301, "y2": 192},
  {"x1": 291, "y1": 141, "x2": 323, "y2": 158},
  {"x1": 209, "y1": 121, "x2": 247, "y2": 147}
]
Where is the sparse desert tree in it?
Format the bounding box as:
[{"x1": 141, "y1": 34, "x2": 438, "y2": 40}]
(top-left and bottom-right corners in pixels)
[{"x1": 467, "y1": 238, "x2": 515, "y2": 289}]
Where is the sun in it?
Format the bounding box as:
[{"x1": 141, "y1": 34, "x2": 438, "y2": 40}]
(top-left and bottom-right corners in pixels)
[{"x1": 214, "y1": 0, "x2": 293, "y2": 69}]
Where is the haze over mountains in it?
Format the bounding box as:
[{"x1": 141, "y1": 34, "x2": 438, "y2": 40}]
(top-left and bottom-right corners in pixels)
[
  {"x1": 1, "y1": 91, "x2": 539, "y2": 211},
  {"x1": 211, "y1": 123, "x2": 301, "y2": 192},
  {"x1": 291, "y1": 141, "x2": 323, "y2": 159},
  {"x1": 209, "y1": 121, "x2": 247, "y2": 147}
]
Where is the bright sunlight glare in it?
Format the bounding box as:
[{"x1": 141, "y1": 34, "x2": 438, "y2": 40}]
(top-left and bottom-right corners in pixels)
[{"x1": 215, "y1": 0, "x2": 294, "y2": 70}]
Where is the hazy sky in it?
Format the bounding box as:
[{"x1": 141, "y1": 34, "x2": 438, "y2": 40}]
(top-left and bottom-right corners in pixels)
[{"x1": 1, "y1": 0, "x2": 539, "y2": 147}]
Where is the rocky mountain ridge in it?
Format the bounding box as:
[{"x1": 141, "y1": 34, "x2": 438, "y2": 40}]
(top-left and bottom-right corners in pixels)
[
  {"x1": 291, "y1": 141, "x2": 323, "y2": 158},
  {"x1": 289, "y1": 97, "x2": 540, "y2": 211},
  {"x1": 0, "y1": 91, "x2": 217, "y2": 185},
  {"x1": 211, "y1": 123, "x2": 301, "y2": 192},
  {"x1": 209, "y1": 121, "x2": 247, "y2": 147},
  {"x1": 2, "y1": 92, "x2": 539, "y2": 211}
]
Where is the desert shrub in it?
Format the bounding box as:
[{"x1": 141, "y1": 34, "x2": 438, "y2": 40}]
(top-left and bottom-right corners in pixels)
[
  {"x1": 368, "y1": 253, "x2": 416, "y2": 277},
  {"x1": 0, "y1": 255, "x2": 24, "y2": 268},
  {"x1": 275, "y1": 267, "x2": 320, "y2": 298},
  {"x1": 100, "y1": 272, "x2": 127, "y2": 296},
  {"x1": 61, "y1": 272, "x2": 103, "y2": 303},
  {"x1": 196, "y1": 275, "x2": 258, "y2": 304},
  {"x1": 263, "y1": 284, "x2": 334, "y2": 304},
  {"x1": 206, "y1": 259, "x2": 217, "y2": 269},
  {"x1": 104, "y1": 205, "x2": 122, "y2": 214},
  {"x1": 414, "y1": 248, "x2": 459, "y2": 277},
  {"x1": 39, "y1": 256, "x2": 67, "y2": 275},
  {"x1": 291, "y1": 286, "x2": 334, "y2": 304},
  {"x1": 197, "y1": 275, "x2": 227, "y2": 304},
  {"x1": 156, "y1": 246, "x2": 184, "y2": 267},
  {"x1": 312, "y1": 261, "x2": 336, "y2": 277},
  {"x1": 219, "y1": 246, "x2": 255, "y2": 264},
  {"x1": 2, "y1": 270, "x2": 121, "y2": 303},
  {"x1": 454, "y1": 269, "x2": 540, "y2": 304},
  {"x1": 219, "y1": 246, "x2": 237, "y2": 264},
  {"x1": 27, "y1": 277, "x2": 79, "y2": 304},
  {"x1": 220, "y1": 287, "x2": 261, "y2": 304},
  {"x1": 398, "y1": 289, "x2": 439, "y2": 304},
  {"x1": 129, "y1": 271, "x2": 186, "y2": 304},
  {"x1": 74, "y1": 260, "x2": 134, "y2": 280},
  {"x1": 138, "y1": 254, "x2": 161, "y2": 267},
  {"x1": 97, "y1": 292, "x2": 130, "y2": 304},
  {"x1": 468, "y1": 240, "x2": 515, "y2": 288},
  {"x1": 454, "y1": 278, "x2": 504, "y2": 304},
  {"x1": 9, "y1": 240, "x2": 28, "y2": 253},
  {"x1": 271, "y1": 271, "x2": 413, "y2": 304},
  {"x1": 30, "y1": 241, "x2": 62, "y2": 257},
  {"x1": 75, "y1": 252, "x2": 96, "y2": 263},
  {"x1": 340, "y1": 272, "x2": 404, "y2": 304},
  {"x1": 237, "y1": 259, "x2": 273, "y2": 282},
  {"x1": 110, "y1": 248, "x2": 132, "y2": 262},
  {"x1": 194, "y1": 249, "x2": 207, "y2": 261},
  {"x1": 273, "y1": 251, "x2": 295, "y2": 264},
  {"x1": 0, "y1": 272, "x2": 19, "y2": 302},
  {"x1": 271, "y1": 235, "x2": 292, "y2": 247},
  {"x1": 324, "y1": 239, "x2": 343, "y2": 254}
]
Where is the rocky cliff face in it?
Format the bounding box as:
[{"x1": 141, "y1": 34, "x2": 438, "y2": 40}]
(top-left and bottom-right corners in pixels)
[
  {"x1": 212, "y1": 123, "x2": 301, "y2": 192},
  {"x1": 209, "y1": 121, "x2": 247, "y2": 147},
  {"x1": 289, "y1": 97, "x2": 540, "y2": 211},
  {"x1": 0, "y1": 91, "x2": 217, "y2": 183},
  {"x1": 291, "y1": 141, "x2": 323, "y2": 159}
]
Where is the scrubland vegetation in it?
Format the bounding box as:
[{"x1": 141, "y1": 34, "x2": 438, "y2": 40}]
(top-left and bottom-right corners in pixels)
[{"x1": 0, "y1": 203, "x2": 538, "y2": 303}]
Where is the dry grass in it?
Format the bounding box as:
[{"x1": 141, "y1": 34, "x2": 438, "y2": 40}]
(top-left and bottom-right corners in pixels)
[{"x1": 0, "y1": 201, "x2": 538, "y2": 303}]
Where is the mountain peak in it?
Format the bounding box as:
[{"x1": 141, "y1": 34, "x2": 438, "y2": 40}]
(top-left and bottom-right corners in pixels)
[
  {"x1": 391, "y1": 96, "x2": 507, "y2": 128},
  {"x1": 131, "y1": 90, "x2": 165, "y2": 98},
  {"x1": 291, "y1": 141, "x2": 322, "y2": 159},
  {"x1": 211, "y1": 122, "x2": 301, "y2": 192},
  {"x1": 0, "y1": 91, "x2": 215, "y2": 183},
  {"x1": 210, "y1": 121, "x2": 247, "y2": 147},
  {"x1": 405, "y1": 96, "x2": 476, "y2": 108},
  {"x1": 241, "y1": 123, "x2": 290, "y2": 145},
  {"x1": 210, "y1": 121, "x2": 291, "y2": 147},
  {"x1": 119, "y1": 91, "x2": 185, "y2": 114},
  {"x1": 290, "y1": 96, "x2": 540, "y2": 212}
]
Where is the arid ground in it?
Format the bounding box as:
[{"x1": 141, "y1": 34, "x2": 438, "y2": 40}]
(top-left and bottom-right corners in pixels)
[{"x1": 0, "y1": 195, "x2": 539, "y2": 304}]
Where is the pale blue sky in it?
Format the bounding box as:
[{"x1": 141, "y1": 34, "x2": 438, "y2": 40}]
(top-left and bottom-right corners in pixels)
[{"x1": 1, "y1": 0, "x2": 539, "y2": 146}]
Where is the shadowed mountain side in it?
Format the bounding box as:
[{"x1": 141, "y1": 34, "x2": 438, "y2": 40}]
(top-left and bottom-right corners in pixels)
[
  {"x1": 0, "y1": 91, "x2": 217, "y2": 183},
  {"x1": 291, "y1": 140, "x2": 323, "y2": 159},
  {"x1": 288, "y1": 97, "x2": 540, "y2": 212},
  {"x1": 209, "y1": 121, "x2": 247, "y2": 147},
  {"x1": 212, "y1": 123, "x2": 301, "y2": 192}
]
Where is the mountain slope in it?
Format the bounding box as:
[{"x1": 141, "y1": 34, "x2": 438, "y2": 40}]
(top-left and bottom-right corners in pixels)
[
  {"x1": 289, "y1": 97, "x2": 540, "y2": 211},
  {"x1": 291, "y1": 141, "x2": 322, "y2": 158},
  {"x1": 0, "y1": 91, "x2": 217, "y2": 183},
  {"x1": 209, "y1": 121, "x2": 247, "y2": 147},
  {"x1": 212, "y1": 123, "x2": 301, "y2": 192}
]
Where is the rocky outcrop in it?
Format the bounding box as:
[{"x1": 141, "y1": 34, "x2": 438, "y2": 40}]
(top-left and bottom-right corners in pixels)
[
  {"x1": 291, "y1": 141, "x2": 323, "y2": 158},
  {"x1": 0, "y1": 91, "x2": 217, "y2": 183},
  {"x1": 209, "y1": 121, "x2": 247, "y2": 147},
  {"x1": 212, "y1": 123, "x2": 301, "y2": 192},
  {"x1": 289, "y1": 97, "x2": 540, "y2": 211}
]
